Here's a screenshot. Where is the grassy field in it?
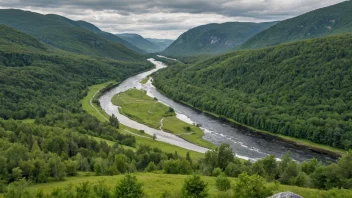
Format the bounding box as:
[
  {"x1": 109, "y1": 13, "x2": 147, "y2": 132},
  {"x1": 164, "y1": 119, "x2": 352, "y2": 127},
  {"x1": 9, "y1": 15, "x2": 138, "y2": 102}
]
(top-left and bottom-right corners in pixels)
[
  {"x1": 140, "y1": 76, "x2": 150, "y2": 84},
  {"x1": 111, "y1": 88, "x2": 215, "y2": 149},
  {"x1": 13, "y1": 172, "x2": 351, "y2": 198},
  {"x1": 80, "y1": 83, "x2": 206, "y2": 161}
]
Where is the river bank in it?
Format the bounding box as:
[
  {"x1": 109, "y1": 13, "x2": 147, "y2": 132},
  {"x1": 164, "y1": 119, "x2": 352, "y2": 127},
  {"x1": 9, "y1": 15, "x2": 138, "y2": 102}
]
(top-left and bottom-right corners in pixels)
[{"x1": 152, "y1": 84, "x2": 344, "y2": 158}]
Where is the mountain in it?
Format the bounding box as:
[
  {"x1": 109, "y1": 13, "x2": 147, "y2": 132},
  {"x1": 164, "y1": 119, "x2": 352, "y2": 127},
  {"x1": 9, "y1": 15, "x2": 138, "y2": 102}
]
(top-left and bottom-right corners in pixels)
[
  {"x1": 146, "y1": 38, "x2": 174, "y2": 51},
  {"x1": 76, "y1": 21, "x2": 146, "y2": 54},
  {"x1": 118, "y1": 33, "x2": 162, "y2": 53},
  {"x1": 241, "y1": 1, "x2": 352, "y2": 49},
  {"x1": 162, "y1": 21, "x2": 277, "y2": 56},
  {"x1": 0, "y1": 9, "x2": 144, "y2": 60},
  {"x1": 153, "y1": 33, "x2": 352, "y2": 150}
]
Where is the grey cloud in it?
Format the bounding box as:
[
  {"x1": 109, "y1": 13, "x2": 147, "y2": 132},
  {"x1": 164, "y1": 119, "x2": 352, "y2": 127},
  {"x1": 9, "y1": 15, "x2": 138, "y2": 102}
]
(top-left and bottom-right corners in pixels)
[{"x1": 0, "y1": 0, "x2": 345, "y2": 39}]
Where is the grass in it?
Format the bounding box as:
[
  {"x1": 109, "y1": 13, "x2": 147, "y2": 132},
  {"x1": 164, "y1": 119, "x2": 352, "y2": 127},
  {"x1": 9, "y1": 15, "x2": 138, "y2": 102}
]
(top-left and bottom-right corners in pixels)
[
  {"x1": 80, "y1": 81, "x2": 116, "y2": 122},
  {"x1": 80, "y1": 83, "x2": 206, "y2": 161},
  {"x1": 17, "y1": 173, "x2": 351, "y2": 198},
  {"x1": 140, "y1": 76, "x2": 150, "y2": 84},
  {"x1": 112, "y1": 88, "x2": 172, "y2": 128},
  {"x1": 163, "y1": 116, "x2": 215, "y2": 149},
  {"x1": 111, "y1": 88, "x2": 215, "y2": 149}
]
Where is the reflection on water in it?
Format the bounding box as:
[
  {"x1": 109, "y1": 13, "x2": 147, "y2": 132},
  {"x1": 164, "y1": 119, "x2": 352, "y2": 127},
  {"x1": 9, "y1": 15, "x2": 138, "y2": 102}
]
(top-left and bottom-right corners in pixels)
[{"x1": 99, "y1": 58, "x2": 337, "y2": 163}]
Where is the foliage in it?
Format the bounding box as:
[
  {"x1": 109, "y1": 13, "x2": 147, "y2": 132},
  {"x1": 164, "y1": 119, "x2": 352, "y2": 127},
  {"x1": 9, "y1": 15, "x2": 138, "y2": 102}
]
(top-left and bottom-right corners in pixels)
[
  {"x1": 114, "y1": 174, "x2": 144, "y2": 198},
  {"x1": 233, "y1": 173, "x2": 274, "y2": 198},
  {"x1": 242, "y1": 1, "x2": 352, "y2": 49},
  {"x1": 0, "y1": 9, "x2": 145, "y2": 60},
  {"x1": 154, "y1": 33, "x2": 352, "y2": 150},
  {"x1": 182, "y1": 175, "x2": 208, "y2": 198},
  {"x1": 216, "y1": 175, "x2": 231, "y2": 191}
]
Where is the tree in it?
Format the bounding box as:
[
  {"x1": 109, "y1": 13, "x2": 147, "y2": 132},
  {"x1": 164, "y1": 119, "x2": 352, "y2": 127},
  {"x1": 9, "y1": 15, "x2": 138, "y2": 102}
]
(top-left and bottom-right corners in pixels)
[
  {"x1": 145, "y1": 162, "x2": 157, "y2": 172},
  {"x1": 109, "y1": 114, "x2": 119, "y2": 129},
  {"x1": 216, "y1": 175, "x2": 231, "y2": 191},
  {"x1": 114, "y1": 174, "x2": 143, "y2": 198},
  {"x1": 182, "y1": 175, "x2": 208, "y2": 198},
  {"x1": 233, "y1": 173, "x2": 273, "y2": 198}
]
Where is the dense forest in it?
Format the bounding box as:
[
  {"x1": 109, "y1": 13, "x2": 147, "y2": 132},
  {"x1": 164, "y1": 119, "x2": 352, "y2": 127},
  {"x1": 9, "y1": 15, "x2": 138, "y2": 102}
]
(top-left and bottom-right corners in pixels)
[
  {"x1": 0, "y1": 25, "x2": 152, "y2": 120},
  {"x1": 0, "y1": 9, "x2": 144, "y2": 60},
  {"x1": 241, "y1": 1, "x2": 352, "y2": 49},
  {"x1": 153, "y1": 33, "x2": 352, "y2": 150}
]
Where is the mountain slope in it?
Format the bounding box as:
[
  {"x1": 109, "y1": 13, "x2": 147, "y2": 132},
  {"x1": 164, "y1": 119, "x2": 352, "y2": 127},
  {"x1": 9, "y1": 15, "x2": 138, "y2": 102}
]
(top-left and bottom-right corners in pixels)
[
  {"x1": 76, "y1": 21, "x2": 146, "y2": 54},
  {"x1": 162, "y1": 21, "x2": 277, "y2": 56},
  {"x1": 241, "y1": 1, "x2": 352, "y2": 49},
  {"x1": 118, "y1": 33, "x2": 162, "y2": 53},
  {"x1": 146, "y1": 38, "x2": 174, "y2": 51},
  {"x1": 153, "y1": 33, "x2": 352, "y2": 150},
  {"x1": 0, "y1": 9, "x2": 143, "y2": 60},
  {"x1": 0, "y1": 24, "x2": 152, "y2": 119}
]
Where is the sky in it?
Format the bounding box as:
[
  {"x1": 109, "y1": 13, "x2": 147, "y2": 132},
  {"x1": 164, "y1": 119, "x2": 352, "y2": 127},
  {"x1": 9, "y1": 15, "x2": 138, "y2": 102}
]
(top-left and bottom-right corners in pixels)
[{"x1": 0, "y1": 0, "x2": 345, "y2": 39}]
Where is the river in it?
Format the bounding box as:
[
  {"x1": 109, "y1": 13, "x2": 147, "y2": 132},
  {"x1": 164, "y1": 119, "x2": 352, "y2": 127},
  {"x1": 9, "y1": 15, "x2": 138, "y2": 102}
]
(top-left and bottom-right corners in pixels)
[{"x1": 99, "y1": 58, "x2": 337, "y2": 163}]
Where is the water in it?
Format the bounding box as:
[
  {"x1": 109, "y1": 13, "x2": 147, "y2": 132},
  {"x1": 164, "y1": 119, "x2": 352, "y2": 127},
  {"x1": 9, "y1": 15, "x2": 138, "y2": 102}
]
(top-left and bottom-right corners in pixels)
[{"x1": 99, "y1": 58, "x2": 337, "y2": 163}]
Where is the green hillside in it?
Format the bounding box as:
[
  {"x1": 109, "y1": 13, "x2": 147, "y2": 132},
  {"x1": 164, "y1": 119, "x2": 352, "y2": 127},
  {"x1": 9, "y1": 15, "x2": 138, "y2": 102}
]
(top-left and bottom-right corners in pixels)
[
  {"x1": 118, "y1": 33, "x2": 162, "y2": 53},
  {"x1": 162, "y1": 21, "x2": 277, "y2": 56},
  {"x1": 0, "y1": 24, "x2": 152, "y2": 120},
  {"x1": 76, "y1": 21, "x2": 146, "y2": 54},
  {"x1": 146, "y1": 38, "x2": 174, "y2": 51},
  {"x1": 153, "y1": 33, "x2": 352, "y2": 150},
  {"x1": 0, "y1": 9, "x2": 143, "y2": 60},
  {"x1": 241, "y1": 1, "x2": 352, "y2": 49}
]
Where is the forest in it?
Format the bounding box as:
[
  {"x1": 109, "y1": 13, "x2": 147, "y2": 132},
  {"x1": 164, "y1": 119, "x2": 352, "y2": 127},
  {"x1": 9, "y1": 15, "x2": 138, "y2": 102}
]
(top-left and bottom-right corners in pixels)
[{"x1": 153, "y1": 33, "x2": 352, "y2": 150}]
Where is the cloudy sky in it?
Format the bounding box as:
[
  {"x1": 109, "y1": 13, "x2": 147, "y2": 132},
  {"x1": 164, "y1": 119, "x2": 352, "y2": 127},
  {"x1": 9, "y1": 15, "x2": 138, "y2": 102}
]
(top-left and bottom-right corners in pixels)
[{"x1": 0, "y1": 0, "x2": 345, "y2": 39}]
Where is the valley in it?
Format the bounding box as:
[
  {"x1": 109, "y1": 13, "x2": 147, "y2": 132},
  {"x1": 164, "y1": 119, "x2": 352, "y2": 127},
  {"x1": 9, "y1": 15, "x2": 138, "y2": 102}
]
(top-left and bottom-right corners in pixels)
[{"x1": 1, "y1": 1, "x2": 352, "y2": 197}]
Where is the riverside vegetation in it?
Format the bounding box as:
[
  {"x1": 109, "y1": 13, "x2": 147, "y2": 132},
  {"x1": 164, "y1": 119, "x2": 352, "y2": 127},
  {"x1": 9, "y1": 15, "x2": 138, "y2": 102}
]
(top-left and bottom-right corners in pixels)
[
  {"x1": 111, "y1": 88, "x2": 215, "y2": 148},
  {"x1": 153, "y1": 33, "x2": 352, "y2": 152}
]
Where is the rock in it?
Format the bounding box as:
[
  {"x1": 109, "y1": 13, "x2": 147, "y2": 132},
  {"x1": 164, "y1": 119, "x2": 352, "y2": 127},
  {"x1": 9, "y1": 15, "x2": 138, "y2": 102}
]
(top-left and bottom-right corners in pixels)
[{"x1": 268, "y1": 192, "x2": 303, "y2": 198}]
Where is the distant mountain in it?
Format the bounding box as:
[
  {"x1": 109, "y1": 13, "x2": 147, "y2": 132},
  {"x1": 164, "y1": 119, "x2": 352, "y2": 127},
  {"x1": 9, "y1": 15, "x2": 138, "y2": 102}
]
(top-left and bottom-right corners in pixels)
[
  {"x1": 0, "y1": 9, "x2": 144, "y2": 60},
  {"x1": 241, "y1": 1, "x2": 352, "y2": 49},
  {"x1": 162, "y1": 21, "x2": 277, "y2": 56},
  {"x1": 76, "y1": 21, "x2": 145, "y2": 54},
  {"x1": 118, "y1": 33, "x2": 162, "y2": 53},
  {"x1": 146, "y1": 38, "x2": 174, "y2": 51}
]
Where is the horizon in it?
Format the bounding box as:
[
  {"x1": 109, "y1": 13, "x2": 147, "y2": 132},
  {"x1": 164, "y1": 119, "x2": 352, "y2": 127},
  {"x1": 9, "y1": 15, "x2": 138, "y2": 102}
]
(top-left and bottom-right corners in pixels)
[{"x1": 0, "y1": 0, "x2": 345, "y2": 40}]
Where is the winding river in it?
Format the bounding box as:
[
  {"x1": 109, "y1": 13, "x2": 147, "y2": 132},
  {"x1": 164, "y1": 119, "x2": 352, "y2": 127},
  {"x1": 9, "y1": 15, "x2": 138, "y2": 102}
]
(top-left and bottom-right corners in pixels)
[{"x1": 99, "y1": 58, "x2": 337, "y2": 163}]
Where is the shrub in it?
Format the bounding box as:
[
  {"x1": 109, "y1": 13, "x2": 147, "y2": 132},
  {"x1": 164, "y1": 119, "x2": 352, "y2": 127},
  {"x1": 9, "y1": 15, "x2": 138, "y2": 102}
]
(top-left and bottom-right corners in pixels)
[
  {"x1": 233, "y1": 173, "x2": 273, "y2": 198},
  {"x1": 115, "y1": 174, "x2": 143, "y2": 198},
  {"x1": 216, "y1": 175, "x2": 231, "y2": 191},
  {"x1": 182, "y1": 175, "x2": 208, "y2": 198}
]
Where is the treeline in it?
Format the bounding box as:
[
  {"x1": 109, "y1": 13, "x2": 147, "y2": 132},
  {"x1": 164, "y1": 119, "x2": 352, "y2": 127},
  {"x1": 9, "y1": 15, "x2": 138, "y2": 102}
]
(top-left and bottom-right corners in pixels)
[
  {"x1": 0, "y1": 118, "x2": 186, "y2": 192},
  {"x1": 153, "y1": 33, "x2": 352, "y2": 150}
]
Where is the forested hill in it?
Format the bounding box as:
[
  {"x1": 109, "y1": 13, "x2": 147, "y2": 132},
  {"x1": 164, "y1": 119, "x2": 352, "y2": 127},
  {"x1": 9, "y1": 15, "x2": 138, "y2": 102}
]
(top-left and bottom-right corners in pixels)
[
  {"x1": 162, "y1": 21, "x2": 277, "y2": 56},
  {"x1": 118, "y1": 33, "x2": 162, "y2": 53},
  {"x1": 0, "y1": 24, "x2": 152, "y2": 120},
  {"x1": 0, "y1": 9, "x2": 144, "y2": 60},
  {"x1": 241, "y1": 1, "x2": 352, "y2": 49},
  {"x1": 76, "y1": 20, "x2": 146, "y2": 54},
  {"x1": 153, "y1": 33, "x2": 352, "y2": 150}
]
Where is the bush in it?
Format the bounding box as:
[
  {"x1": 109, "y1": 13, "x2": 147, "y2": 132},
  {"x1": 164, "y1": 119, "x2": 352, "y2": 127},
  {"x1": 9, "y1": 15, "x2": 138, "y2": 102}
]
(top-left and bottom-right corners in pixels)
[
  {"x1": 233, "y1": 173, "x2": 273, "y2": 198},
  {"x1": 216, "y1": 175, "x2": 231, "y2": 191},
  {"x1": 212, "y1": 167, "x2": 223, "y2": 176},
  {"x1": 145, "y1": 162, "x2": 158, "y2": 172},
  {"x1": 182, "y1": 175, "x2": 208, "y2": 198},
  {"x1": 115, "y1": 174, "x2": 143, "y2": 198}
]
